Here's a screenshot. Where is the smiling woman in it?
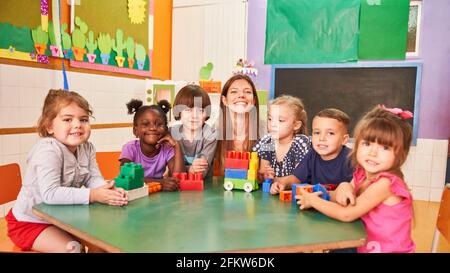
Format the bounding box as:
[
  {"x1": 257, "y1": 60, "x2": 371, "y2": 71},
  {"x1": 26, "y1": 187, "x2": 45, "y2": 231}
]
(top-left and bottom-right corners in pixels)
[{"x1": 214, "y1": 74, "x2": 264, "y2": 176}]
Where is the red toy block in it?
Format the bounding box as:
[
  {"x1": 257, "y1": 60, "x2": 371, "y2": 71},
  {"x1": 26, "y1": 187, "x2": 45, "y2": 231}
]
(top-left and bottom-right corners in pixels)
[
  {"x1": 175, "y1": 172, "x2": 204, "y2": 191},
  {"x1": 224, "y1": 158, "x2": 249, "y2": 169},
  {"x1": 323, "y1": 184, "x2": 337, "y2": 191},
  {"x1": 279, "y1": 190, "x2": 292, "y2": 202}
]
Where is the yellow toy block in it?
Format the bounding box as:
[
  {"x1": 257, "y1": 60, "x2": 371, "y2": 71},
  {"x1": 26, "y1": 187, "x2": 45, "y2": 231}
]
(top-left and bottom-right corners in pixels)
[
  {"x1": 247, "y1": 169, "x2": 257, "y2": 180},
  {"x1": 249, "y1": 160, "x2": 258, "y2": 171}
]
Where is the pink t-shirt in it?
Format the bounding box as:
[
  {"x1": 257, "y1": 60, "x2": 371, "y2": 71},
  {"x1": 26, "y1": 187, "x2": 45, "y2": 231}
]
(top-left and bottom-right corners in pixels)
[{"x1": 353, "y1": 167, "x2": 415, "y2": 253}]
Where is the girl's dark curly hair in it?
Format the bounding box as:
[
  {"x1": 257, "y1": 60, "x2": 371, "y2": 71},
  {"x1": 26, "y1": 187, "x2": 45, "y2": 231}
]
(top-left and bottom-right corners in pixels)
[{"x1": 126, "y1": 99, "x2": 171, "y2": 128}]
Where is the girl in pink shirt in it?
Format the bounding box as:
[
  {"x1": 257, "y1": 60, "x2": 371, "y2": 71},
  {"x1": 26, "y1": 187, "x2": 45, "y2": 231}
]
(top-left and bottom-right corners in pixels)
[{"x1": 296, "y1": 105, "x2": 415, "y2": 253}]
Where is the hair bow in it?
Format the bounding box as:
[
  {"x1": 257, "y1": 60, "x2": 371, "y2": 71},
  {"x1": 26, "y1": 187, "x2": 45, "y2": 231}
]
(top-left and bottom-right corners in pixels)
[{"x1": 378, "y1": 104, "x2": 413, "y2": 120}]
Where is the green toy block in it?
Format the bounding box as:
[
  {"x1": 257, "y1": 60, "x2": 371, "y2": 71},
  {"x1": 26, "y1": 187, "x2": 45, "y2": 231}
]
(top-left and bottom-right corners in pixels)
[
  {"x1": 114, "y1": 162, "x2": 144, "y2": 190},
  {"x1": 223, "y1": 178, "x2": 259, "y2": 193}
]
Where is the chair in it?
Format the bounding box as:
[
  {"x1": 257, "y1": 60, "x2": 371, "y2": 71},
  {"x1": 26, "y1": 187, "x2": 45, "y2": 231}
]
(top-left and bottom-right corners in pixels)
[
  {"x1": 432, "y1": 184, "x2": 450, "y2": 252},
  {"x1": 0, "y1": 163, "x2": 21, "y2": 206},
  {"x1": 0, "y1": 163, "x2": 26, "y2": 253},
  {"x1": 95, "y1": 152, "x2": 121, "y2": 180}
]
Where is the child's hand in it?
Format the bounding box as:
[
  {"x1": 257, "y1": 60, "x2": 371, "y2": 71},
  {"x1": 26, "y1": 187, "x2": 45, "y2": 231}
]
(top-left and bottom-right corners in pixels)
[
  {"x1": 157, "y1": 134, "x2": 177, "y2": 148},
  {"x1": 270, "y1": 181, "x2": 285, "y2": 195},
  {"x1": 264, "y1": 165, "x2": 275, "y2": 179},
  {"x1": 162, "y1": 177, "x2": 180, "y2": 191},
  {"x1": 189, "y1": 158, "x2": 208, "y2": 173},
  {"x1": 90, "y1": 181, "x2": 128, "y2": 206},
  {"x1": 335, "y1": 182, "x2": 356, "y2": 206},
  {"x1": 296, "y1": 188, "x2": 322, "y2": 210}
]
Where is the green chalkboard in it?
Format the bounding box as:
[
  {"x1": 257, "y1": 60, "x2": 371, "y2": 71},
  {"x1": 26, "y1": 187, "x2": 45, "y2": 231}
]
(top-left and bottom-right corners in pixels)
[{"x1": 271, "y1": 63, "x2": 421, "y2": 142}]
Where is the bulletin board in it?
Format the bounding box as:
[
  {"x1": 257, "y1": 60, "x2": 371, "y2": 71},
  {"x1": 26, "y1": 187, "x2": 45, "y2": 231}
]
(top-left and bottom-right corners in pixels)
[{"x1": 0, "y1": 0, "x2": 152, "y2": 76}]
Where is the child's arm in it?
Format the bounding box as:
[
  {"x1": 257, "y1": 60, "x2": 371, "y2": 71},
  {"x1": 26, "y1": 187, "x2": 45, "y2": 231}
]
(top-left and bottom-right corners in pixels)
[
  {"x1": 167, "y1": 143, "x2": 185, "y2": 175},
  {"x1": 258, "y1": 159, "x2": 274, "y2": 181},
  {"x1": 330, "y1": 181, "x2": 356, "y2": 206},
  {"x1": 296, "y1": 177, "x2": 394, "y2": 222},
  {"x1": 270, "y1": 175, "x2": 300, "y2": 195},
  {"x1": 89, "y1": 181, "x2": 128, "y2": 206},
  {"x1": 86, "y1": 144, "x2": 108, "y2": 188},
  {"x1": 190, "y1": 133, "x2": 217, "y2": 176}
]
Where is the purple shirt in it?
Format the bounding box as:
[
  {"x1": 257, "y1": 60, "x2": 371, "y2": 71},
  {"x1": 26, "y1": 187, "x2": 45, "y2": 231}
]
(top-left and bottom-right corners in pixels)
[{"x1": 119, "y1": 140, "x2": 175, "y2": 179}]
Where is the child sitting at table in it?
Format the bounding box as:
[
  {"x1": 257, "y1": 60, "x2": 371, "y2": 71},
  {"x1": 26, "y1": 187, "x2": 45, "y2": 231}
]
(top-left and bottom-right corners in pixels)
[
  {"x1": 297, "y1": 105, "x2": 415, "y2": 253},
  {"x1": 270, "y1": 108, "x2": 354, "y2": 194},
  {"x1": 120, "y1": 99, "x2": 185, "y2": 191},
  {"x1": 253, "y1": 95, "x2": 310, "y2": 182},
  {"x1": 6, "y1": 89, "x2": 127, "y2": 253},
  {"x1": 170, "y1": 84, "x2": 218, "y2": 178}
]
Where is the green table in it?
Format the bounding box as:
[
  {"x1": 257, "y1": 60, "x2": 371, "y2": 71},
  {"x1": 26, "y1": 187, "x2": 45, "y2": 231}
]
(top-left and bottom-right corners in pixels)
[{"x1": 32, "y1": 179, "x2": 366, "y2": 253}]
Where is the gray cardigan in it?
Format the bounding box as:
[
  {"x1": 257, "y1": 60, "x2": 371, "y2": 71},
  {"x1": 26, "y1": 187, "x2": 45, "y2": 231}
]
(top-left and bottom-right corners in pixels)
[{"x1": 12, "y1": 137, "x2": 105, "y2": 223}]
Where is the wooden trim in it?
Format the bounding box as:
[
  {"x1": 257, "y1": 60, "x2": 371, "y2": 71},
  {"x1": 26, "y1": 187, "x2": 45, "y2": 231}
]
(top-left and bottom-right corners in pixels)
[
  {"x1": 0, "y1": 123, "x2": 132, "y2": 135},
  {"x1": 223, "y1": 238, "x2": 367, "y2": 253},
  {"x1": 91, "y1": 123, "x2": 133, "y2": 129},
  {"x1": 0, "y1": 57, "x2": 161, "y2": 80}
]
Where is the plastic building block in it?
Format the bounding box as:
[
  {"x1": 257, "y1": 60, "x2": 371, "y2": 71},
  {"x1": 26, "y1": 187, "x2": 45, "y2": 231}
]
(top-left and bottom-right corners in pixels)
[
  {"x1": 247, "y1": 169, "x2": 257, "y2": 180},
  {"x1": 295, "y1": 184, "x2": 313, "y2": 196},
  {"x1": 224, "y1": 168, "x2": 248, "y2": 180},
  {"x1": 174, "y1": 172, "x2": 204, "y2": 191},
  {"x1": 323, "y1": 184, "x2": 337, "y2": 191},
  {"x1": 224, "y1": 151, "x2": 249, "y2": 169},
  {"x1": 291, "y1": 184, "x2": 300, "y2": 203},
  {"x1": 147, "y1": 182, "x2": 162, "y2": 193},
  {"x1": 280, "y1": 190, "x2": 292, "y2": 202},
  {"x1": 262, "y1": 178, "x2": 272, "y2": 193},
  {"x1": 114, "y1": 162, "x2": 144, "y2": 191},
  {"x1": 223, "y1": 178, "x2": 259, "y2": 193},
  {"x1": 295, "y1": 183, "x2": 330, "y2": 201},
  {"x1": 128, "y1": 184, "x2": 149, "y2": 201},
  {"x1": 312, "y1": 184, "x2": 330, "y2": 201}
]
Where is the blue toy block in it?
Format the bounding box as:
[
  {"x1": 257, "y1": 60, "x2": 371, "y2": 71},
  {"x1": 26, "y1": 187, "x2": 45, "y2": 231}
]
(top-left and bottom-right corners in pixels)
[
  {"x1": 291, "y1": 184, "x2": 300, "y2": 203},
  {"x1": 224, "y1": 168, "x2": 248, "y2": 180},
  {"x1": 262, "y1": 178, "x2": 272, "y2": 193},
  {"x1": 313, "y1": 184, "x2": 330, "y2": 201}
]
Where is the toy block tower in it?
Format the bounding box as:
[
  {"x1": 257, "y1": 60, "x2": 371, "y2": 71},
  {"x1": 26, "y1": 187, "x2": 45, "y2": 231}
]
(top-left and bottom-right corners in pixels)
[
  {"x1": 174, "y1": 172, "x2": 204, "y2": 191},
  {"x1": 223, "y1": 151, "x2": 259, "y2": 193},
  {"x1": 114, "y1": 162, "x2": 148, "y2": 201}
]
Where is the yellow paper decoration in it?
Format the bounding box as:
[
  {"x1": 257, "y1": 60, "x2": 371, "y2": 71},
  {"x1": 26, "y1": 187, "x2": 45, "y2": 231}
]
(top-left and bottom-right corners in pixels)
[{"x1": 128, "y1": 0, "x2": 146, "y2": 24}]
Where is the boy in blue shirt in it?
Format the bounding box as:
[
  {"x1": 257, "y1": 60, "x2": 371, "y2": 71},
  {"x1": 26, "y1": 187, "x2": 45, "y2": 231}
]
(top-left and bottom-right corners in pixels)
[{"x1": 270, "y1": 108, "x2": 353, "y2": 194}]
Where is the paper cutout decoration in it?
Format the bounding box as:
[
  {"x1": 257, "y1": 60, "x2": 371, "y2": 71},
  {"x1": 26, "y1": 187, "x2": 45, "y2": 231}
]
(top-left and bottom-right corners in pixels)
[
  {"x1": 128, "y1": 0, "x2": 146, "y2": 24},
  {"x1": 0, "y1": 47, "x2": 37, "y2": 62},
  {"x1": 199, "y1": 63, "x2": 213, "y2": 80},
  {"x1": 31, "y1": 25, "x2": 49, "y2": 55},
  {"x1": 358, "y1": 0, "x2": 410, "y2": 60},
  {"x1": 41, "y1": 0, "x2": 49, "y2": 31},
  {"x1": 265, "y1": 0, "x2": 360, "y2": 64},
  {"x1": 112, "y1": 29, "x2": 127, "y2": 67},
  {"x1": 51, "y1": 0, "x2": 63, "y2": 58}
]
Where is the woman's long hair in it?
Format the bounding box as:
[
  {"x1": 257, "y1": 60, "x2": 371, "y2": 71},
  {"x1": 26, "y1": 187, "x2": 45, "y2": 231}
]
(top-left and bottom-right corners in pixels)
[{"x1": 214, "y1": 74, "x2": 260, "y2": 175}]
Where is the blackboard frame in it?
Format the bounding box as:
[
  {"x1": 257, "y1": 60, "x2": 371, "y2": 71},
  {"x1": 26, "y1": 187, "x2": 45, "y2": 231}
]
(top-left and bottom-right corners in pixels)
[{"x1": 270, "y1": 61, "x2": 422, "y2": 145}]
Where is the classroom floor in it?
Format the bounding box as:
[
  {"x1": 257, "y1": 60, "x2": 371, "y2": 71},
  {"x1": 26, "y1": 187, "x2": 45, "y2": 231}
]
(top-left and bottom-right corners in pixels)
[{"x1": 0, "y1": 200, "x2": 449, "y2": 253}]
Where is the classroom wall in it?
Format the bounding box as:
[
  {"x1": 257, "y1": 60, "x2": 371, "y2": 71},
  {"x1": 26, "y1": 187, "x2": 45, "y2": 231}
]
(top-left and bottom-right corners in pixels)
[
  {"x1": 417, "y1": 0, "x2": 450, "y2": 139},
  {"x1": 247, "y1": 0, "x2": 270, "y2": 91},
  {"x1": 247, "y1": 0, "x2": 450, "y2": 140},
  {"x1": 246, "y1": 0, "x2": 449, "y2": 201}
]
